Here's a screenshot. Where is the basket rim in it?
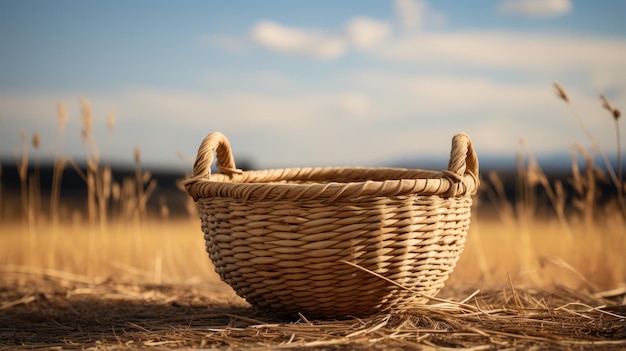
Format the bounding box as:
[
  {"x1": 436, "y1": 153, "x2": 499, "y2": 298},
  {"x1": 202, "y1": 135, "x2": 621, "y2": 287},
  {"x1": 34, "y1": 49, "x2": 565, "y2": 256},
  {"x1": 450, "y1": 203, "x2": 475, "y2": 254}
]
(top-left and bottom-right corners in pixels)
[
  {"x1": 184, "y1": 165, "x2": 479, "y2": 202},
  {"x1": 182, "y1": 131, "x2": 480, "y2": 202}
]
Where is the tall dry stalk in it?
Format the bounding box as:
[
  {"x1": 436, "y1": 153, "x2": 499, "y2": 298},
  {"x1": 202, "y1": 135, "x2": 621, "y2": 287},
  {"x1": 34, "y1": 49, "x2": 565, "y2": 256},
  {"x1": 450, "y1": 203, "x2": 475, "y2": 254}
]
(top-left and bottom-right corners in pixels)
[
  {"x1": 159, "y1": 195, "x2": 170, "y2": 220},
  {"x1": 484, "y1": 171, "x2": 515, "y2": 225},
  {"x1": 519, "y1": 139, "x2": 571, "y2": 238},
  {"x1": 554, "y1": 83, "x2": 625, "y2": 220},
  {"x1": 78, "y1": 98, "x2": 116, "y2": 229},
  {"x1": 569, "y1": 144, "x2": 602, "y2": 226},
  {"x1": 80, "y1": 97, "x2": 98, "y2": 226},
  {"x1": 79, "y1": 97, "x2": 111, "y2": 276},
  {"x1": 133, "y1": 146, "x2": 157, "y2": 223},
  {"x1": 514, "y1": 148, "x2": 536, "y2": 224},
  {"x1": 500, "y1": 138, "x2": 575, "y2": 280},
  {"x1": 119, "y1": 178, "x2": 137, "y2": 220},
  {"x1": 50, "y1": 103, "x2": 69, "y2": 226},
  {"x1": 16, "y1": 132, "x2": 29, "y2": 225},
  {"x1": 99, "y1": 167, "x2": 112, "y2": 226},
  {"x1": 99, "y1": 110, "x2": 116, "y2": 224},
  {"x1": 600, "y1": 94, "x2": 624, "y2": 215},
  {"x1": 134, "y1": 146, "x2": 144, "y2": 221},
  {"x1": 0, "y1": 163, "x2": 2, "y2": 219},
  {"x1": 512, "y1": 148, "x2": 540, "y2": 283},
  {"x1": 29, "y1": 132, "x2": 42, "y2": 224},
  {"x1": 113, "y1": 147, "x2": 157, "y2": 223}
]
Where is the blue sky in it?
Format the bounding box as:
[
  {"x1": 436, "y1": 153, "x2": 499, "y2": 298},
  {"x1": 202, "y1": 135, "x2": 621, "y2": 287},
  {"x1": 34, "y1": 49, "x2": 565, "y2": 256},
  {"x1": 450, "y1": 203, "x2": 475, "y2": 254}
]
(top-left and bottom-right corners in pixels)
[{"x1": 1, "y1": 0, "x2": 625, "y2": 170}]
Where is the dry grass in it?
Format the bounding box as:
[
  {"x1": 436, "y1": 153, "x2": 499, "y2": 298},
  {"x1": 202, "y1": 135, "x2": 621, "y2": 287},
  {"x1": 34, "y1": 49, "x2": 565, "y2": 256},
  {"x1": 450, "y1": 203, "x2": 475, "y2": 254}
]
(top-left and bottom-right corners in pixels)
[
  {"x1": 1, "y1": 91, "x2": 625, "y2": 350},
  {"x1": 2, "y1": 263, "x2": 625, "y2": 350},
  {"x1": 1, "y1": 218, "x2": 624, "y2": 350}
]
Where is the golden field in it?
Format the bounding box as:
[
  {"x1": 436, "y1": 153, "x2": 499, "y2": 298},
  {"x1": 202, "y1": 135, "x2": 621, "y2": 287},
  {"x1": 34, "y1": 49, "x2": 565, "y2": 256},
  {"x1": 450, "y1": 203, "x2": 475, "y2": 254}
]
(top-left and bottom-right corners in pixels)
[
  {"x1": 1, "y1": 90, "x2": 625, "y2": 350},
  {"x1": 1, "y1": 212, "x2": 624, "y2": 292},
  {"x1": 1, "y1": 187, "x2": 625, "y2": 350}
]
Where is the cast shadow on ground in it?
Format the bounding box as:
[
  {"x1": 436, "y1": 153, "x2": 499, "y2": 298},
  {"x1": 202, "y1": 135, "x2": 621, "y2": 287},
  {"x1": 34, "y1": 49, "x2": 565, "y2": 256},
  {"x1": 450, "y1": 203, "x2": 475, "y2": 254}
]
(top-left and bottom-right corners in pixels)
[
  {"x1": 1, "y1": 280, "x2": 269, "y2": 348},
  {"x1": 2, "y1": 277, "x2": 625, "y2": 350}
]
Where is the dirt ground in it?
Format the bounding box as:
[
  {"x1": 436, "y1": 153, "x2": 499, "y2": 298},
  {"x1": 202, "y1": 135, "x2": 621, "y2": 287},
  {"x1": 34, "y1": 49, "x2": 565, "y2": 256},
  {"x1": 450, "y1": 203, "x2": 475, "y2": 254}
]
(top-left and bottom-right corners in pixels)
[{"x1": 2, "y1": 270, "x2": 625, "y2": 351}]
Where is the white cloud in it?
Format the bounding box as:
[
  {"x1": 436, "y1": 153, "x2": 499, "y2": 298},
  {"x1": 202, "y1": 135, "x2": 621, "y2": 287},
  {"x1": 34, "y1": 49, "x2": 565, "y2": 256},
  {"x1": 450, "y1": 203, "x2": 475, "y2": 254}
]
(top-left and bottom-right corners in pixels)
[
  {"x1": 372, "y1": 31, "x2": 626, "y2": 74},
  {"x1": 347, "y1": 71, "x2": 559, "y2": 117},
  {"x1": 394, "y1": 0, "x2": 425, "y2": 32},
  {"x1": 341, "y1": 71, "x2": 624, "y2": 157},
  {"x1": 498, "y1": 0, "x2": 572, "y2": 18},
  {"x1": 122, "y1": 73, "x2": 621, "y2": 166},
  {"x1": 251, "y1": 21, "x2": 346, "y2": 59},
  {"x1": 345, "y1": 17, "x2": 392, "y2": 49},
  {"x1": 251, "y1": 18, "x2": 392, "y2": 58},
  {"x1": 4, "y1": 1, "x2": 625, "y2": 170},
  {"x1": 393, "y1": 0, "x2": 446, "y2": 33},
  {"x1": 125, "y1": 88, "x2": 372, "y2": 130},
  {"x1": 119, "y1": 89, "x2": 374, "y2": 166},
  {"x1": 1, "y1": 72, "x2": 624, "y2": 169}
]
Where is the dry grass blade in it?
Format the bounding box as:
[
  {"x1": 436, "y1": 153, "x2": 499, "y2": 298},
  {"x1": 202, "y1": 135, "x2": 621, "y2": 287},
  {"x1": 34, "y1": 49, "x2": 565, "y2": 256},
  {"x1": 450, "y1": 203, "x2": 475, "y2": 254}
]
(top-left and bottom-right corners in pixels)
[
  {"x1": 0, "y1": 295, "x2": 36, "y2": 310},
  {"x1": 1, "y1": 264, "x2": 105, "y2": 285},
  {"x1": 600, "y1": 93, "x2": 624, "y2": 214},
  {"x1": 595, "y1": 286, "x2": 626, "y2": 299},
  {"x1": 2, "y1": 273, "x2": 624, "y2": 351},
  {"x1": 340, "y1": 260, "x2": 479, "y2": 310},
  {"x1": 555, "y1": 302, "x2": 625, "y2": 320},
  {"x1": 31, "y1": 132, "x2": 40, "y2": 149},
  {"x1": 600, "y1": 94, "x2": 621, "y2": 121},
  {"x1": 554, "y1": 83, "x2": 625, "y2": 219},
  {"x1": 553, "y1": 82, "x2": 570, "y2": 103}
]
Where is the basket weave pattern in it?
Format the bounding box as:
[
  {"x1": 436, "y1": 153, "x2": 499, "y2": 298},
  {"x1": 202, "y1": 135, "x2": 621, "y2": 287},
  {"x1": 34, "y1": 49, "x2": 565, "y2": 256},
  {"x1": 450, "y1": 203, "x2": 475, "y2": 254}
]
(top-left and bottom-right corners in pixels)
[{"x1": 184, "y1": 132, "x2": 479, "y2": 318}]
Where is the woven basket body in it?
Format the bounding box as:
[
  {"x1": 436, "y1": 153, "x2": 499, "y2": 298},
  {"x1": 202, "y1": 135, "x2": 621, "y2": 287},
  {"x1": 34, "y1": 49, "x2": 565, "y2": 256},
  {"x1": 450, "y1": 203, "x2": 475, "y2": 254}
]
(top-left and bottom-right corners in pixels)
[{"x1": 184, "y1": 132, "x2": 479, "y2": 319}]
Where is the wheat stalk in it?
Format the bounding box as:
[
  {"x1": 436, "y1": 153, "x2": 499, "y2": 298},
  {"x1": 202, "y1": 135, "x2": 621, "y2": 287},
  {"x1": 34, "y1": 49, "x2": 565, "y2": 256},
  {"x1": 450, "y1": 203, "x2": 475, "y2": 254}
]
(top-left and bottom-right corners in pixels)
[
  {"x1": 570, "y1": 144, "x2": 600, "y2": 225},
  {"x1": 0, "y1": 163, "x2": 2, "y2": 220},
  {"x1": 80, "y1": 97, "x2": 98, "y2": 226},
  {"x1": 78, "y1": 98, "x2": 117, "y2": 229},
  {"x1": 485, "y1": 171, "x2": 515, "y2": 225},
  {"x1": 134, "y1": 146, "x2": 145, "y2": 222},
  {"x1": 16, "y1": 131, "x2": 29, "y2": 225},
  {"x1": 29, "y1": 132, "x2": 42, "y2": 227},
  {"x1": 520, "y1": 139, "x2": 572, "y2": 238},
  {"x1": 600, "y1": 94, "x2": 624, "y2": 213},
  {"x1": 50, "y1": 103, "x2": 69, "y2": 226},
  {"x1": 553, "y1": 83, "x2": 625, "y2": 220}
]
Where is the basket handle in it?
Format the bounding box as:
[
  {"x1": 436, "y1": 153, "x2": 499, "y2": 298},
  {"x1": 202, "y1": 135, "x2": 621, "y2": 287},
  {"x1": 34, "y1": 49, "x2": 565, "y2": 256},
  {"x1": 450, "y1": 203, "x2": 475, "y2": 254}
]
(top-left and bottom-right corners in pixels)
[
  {"x1": 191, "y1": 132, "x2": 241, "y2": 179},
  {"x1": 446, "y1": 133, "x2": 479, "y2": 181}
]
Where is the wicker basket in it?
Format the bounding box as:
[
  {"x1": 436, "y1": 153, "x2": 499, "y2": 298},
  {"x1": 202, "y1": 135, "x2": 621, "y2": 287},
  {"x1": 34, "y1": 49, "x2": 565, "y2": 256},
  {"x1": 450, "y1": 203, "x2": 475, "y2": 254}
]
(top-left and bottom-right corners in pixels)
[{"x1": 183, "y1": 132, "x2": 479, "y2": 319}]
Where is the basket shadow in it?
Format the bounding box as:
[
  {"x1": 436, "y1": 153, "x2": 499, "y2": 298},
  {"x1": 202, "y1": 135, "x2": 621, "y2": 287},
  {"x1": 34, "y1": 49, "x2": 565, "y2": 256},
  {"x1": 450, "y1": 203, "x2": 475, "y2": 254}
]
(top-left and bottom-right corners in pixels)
[
  {"x1": 3, "y1": 279, "x2": 626, "y2": 349},
  {"x1": 1, "y1": 281, "x2": 274, "y2": 348}
]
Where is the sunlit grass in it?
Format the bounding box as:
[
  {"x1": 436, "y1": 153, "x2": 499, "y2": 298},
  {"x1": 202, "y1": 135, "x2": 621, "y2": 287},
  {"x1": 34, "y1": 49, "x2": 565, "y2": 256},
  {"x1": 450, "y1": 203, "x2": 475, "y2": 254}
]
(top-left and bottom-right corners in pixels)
[
  {"x1": 1, "y1": 213, "x2": 623, "y2": 293},
  {"x1": 0, "y1": 89, "x2": 624, "y2": 350},
  {"x1": 1, "y1": 219, "x2": 237, "y2": 299},
  {"x1": 1, "y1": 87, "x2": 624, "y2": 294}
]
